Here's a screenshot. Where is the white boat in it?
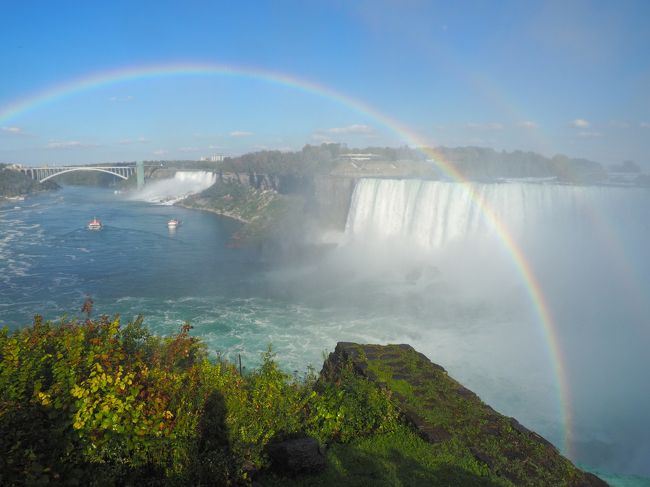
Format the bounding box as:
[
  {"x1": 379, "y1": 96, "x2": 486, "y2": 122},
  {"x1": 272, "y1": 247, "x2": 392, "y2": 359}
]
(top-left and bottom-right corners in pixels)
[
  {"x1": 167, "y1": 219, "x2": 180, "y2": 229},
  {"x1": 87, "y1": 217, "x2": 102, "y2": 230}
]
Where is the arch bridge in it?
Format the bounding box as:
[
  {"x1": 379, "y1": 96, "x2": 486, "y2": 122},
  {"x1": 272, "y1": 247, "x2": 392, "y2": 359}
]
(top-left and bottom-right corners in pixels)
[{"x1": 21, "y1": 162, "x2": 145, "y2": 189}]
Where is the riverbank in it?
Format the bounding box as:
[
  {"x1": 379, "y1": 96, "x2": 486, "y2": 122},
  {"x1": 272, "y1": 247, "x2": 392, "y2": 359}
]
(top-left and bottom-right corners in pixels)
[
  {"x1": 175, "y1": 199, "x2": 251, "y2": 224},
  {"x1": 178, "y1": 180, "x2": 308, "y2": 245},
  {"x1": 0, "y1": 165, "x2": 59, "y2": 200}
]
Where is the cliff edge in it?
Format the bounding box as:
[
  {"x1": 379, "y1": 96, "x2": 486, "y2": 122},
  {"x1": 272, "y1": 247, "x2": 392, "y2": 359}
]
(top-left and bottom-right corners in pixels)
[{"x1": 320, "y1": 342, "x2": 607, "y2": 487}]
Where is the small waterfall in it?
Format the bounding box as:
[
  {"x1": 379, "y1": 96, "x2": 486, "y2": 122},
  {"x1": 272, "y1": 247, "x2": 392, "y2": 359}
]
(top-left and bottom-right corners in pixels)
[{"x1": 130, "y1": 171, "x2": 216, "y2": 205}]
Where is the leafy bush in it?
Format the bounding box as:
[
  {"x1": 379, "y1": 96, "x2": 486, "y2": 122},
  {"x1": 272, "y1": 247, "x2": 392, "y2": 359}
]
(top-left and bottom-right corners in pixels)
[
  {"x1": 0, "y1": 316, "x2": 402, "y2": 485},
  {"x1": 306, "y1": 363, "x2": 400, "y2": 443}
]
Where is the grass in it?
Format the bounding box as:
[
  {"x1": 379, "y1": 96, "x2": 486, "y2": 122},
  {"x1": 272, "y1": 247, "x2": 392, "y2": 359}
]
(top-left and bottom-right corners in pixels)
[
  {"x1": 259, "y1": 424, "x2": 511, "y2": 487},
  {"x1": 320, "y1": 343, "x2": 596, "y2": 487}
]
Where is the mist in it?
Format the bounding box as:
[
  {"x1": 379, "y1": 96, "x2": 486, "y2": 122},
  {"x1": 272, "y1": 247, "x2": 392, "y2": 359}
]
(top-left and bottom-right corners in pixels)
[
  {"x1": 130, "y1": 171, "x2": 216, "y2": 204},
  {"x1": 263, "y1": 179, "x2": 650, "y2": 477}
]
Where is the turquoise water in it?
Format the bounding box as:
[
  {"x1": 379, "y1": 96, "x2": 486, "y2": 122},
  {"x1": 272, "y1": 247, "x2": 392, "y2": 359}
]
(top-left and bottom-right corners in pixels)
[
  {"x1": 0, "y1": 186, "x2": 456, "y2": 371},
  {"x1": 1, "y1": 185, "x2": 648, "y2": 483}
]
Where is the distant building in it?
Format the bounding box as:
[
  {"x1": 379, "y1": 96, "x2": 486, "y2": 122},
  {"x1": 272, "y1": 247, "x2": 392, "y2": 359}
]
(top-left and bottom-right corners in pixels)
[
  {"x1": 200, "y1": 154, "x2": 226, "y2": 162},
  {"x1": 338, "y1": 153, "x2": 380, "y2": 162}
]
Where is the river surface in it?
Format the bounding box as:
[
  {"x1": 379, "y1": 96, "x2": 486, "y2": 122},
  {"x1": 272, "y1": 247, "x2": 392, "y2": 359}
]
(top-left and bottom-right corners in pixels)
[
  {"x1": 0, "y1": 186, "x2": 438, "y2": 370},
  {"x1": 1, "y1": 184, "x2": 649, "y2": 484}
]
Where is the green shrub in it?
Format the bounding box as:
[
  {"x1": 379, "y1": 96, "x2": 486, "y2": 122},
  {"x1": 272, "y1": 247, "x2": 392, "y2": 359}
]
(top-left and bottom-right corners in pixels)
[
  {"x1": 306, "y1": 362, "x2": 400, "y2": 443},
  {"x1": 0, "y1": 317, "x2": 403, "y2": 485}
]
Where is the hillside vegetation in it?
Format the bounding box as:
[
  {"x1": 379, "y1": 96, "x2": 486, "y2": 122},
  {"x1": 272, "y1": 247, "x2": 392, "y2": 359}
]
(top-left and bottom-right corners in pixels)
[
  {"x1": 0, "y1": 164, "x2": 59, "y2": 198},
  {"x1": 0, "y1": 313, "x2": 607, "y2": 486},
  {"x1": 179, "y1": 181, "x2": 309, "y2": 247}
]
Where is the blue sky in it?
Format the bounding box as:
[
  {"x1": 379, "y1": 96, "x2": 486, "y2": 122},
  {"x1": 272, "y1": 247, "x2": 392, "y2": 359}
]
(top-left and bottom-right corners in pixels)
[{"x1": 0, "y1": 0, "x2": 648, "y2": 166}]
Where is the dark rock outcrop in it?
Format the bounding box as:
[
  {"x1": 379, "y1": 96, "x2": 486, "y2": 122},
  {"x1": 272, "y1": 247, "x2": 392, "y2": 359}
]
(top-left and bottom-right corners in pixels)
[{"x1": 265, "y1": 437, "x2": 326, "y2": 476}]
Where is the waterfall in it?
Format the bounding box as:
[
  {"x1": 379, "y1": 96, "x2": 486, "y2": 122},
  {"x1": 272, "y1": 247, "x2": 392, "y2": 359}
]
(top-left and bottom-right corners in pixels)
[
  {"x1": 130, "y1": 171, "x2": 216, "y2": 205},
  {"x1": 343, "y1": 178, "x2": 650, "y2": 476},
  {"x1": 345, "y1": 178, "x2": 649, "y2": 250}
]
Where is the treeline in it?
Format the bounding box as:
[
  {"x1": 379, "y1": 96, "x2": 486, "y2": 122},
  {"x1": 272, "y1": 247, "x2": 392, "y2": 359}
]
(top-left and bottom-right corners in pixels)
[
  {"x1": 0, "y1": 164, "x2": 58, "y2": 198},
  {"x1": 212, "y1": 144, "x2": 611, "y2": 183},
  {"x1": 220, "y1": 143, "x2": 345, "y2": 177},
  {"x1": 434, "y1": 146, "x2": 606, "y2": 183},
  {"x1": 144, "y1": 143, "x2": 626, "y2": 185}
]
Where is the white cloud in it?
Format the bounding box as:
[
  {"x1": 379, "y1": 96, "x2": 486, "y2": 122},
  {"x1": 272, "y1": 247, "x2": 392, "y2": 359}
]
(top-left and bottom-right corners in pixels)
[
  {"x1": 153, "y1": 149, "x2": 168, "y2": 156},
  {"x1": 229, "y1": 131, "x2": 253, "y2": 137},
  {"x1": 325, "y1": 124, "x2": 375, "y2": 135},
  {"x1": 46, "y1": 140, "x2": 99, "y2": 149},
  {"x1": 178, "y1": 146, "x2": 200, "y2": 152},
  {"x1": 518, "y1": 121, "x2": 539, "y2": 129},
  {"x1": 466, "y1": 122, "x2": 504, "y2": 130},
  {"x1": 108, "y1": 95, "x2": 134, "y2": 102},
  {"x1": 571, "y1": 119, "x2": 590, "y2": 128},
  {"x1": 640, "y1": 122, "x2": 650, "y2": 129},
  {"x1": 208, "y1": 144, "x2": 222, "y2": 150},
  {"x1": 1, "y1": 126, "x2": 23, "y2": 135},
  {"x1": 117, "y1": 137, "x2": 148, "y2": 145},
  {"x1": 577, "y1": 131, "x2": 602, "y2": 138}
]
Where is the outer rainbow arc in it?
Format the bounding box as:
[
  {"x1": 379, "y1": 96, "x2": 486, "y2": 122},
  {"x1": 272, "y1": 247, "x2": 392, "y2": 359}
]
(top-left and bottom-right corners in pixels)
[{"x1": 0, "y1": 61, "x2": 572, "y2": 455}]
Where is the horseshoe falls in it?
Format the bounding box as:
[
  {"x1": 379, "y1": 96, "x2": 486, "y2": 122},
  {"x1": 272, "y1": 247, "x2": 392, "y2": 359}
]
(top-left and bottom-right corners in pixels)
[
  {"x1": 346, "y1": 178, "x2": 650, "y2": 250},
  {"x1": 343, "y1": 178, "x2": 650, "y2": 479}
]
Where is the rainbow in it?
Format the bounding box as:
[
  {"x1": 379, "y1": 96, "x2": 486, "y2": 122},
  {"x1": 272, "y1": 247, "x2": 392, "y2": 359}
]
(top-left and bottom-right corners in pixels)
[{"x1": 0, "y1": 61, "x2": 573, "y2": 454}]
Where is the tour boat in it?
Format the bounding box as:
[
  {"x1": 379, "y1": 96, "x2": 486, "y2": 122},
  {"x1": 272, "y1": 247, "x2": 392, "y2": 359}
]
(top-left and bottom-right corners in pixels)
[
  {"x1": 167, "y1": 219, "x2": 180, "y2": 229},
  {"x1": 87, "y1": 217, "x2": 102, "y2": 231}
]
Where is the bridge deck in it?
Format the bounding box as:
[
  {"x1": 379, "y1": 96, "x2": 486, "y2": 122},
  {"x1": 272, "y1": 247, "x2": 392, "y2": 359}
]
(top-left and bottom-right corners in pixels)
[{"x1": 22, "y1": 165, "x2": 138, "y2": 183}]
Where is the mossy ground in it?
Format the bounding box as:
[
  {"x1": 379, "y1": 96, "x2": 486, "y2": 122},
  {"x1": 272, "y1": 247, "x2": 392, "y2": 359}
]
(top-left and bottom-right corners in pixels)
[
  {"x1": 259, "y1": 423, "x2": 511, "y2": 487},
  {"x1": 319, "y1": 343, "x2": 602, "y2": 487}
]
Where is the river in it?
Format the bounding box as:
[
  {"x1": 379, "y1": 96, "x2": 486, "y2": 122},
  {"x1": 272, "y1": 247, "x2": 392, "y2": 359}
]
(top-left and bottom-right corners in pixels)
[{"x1": 1, "y1": 182, "x2": 649, "y2": 484}]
